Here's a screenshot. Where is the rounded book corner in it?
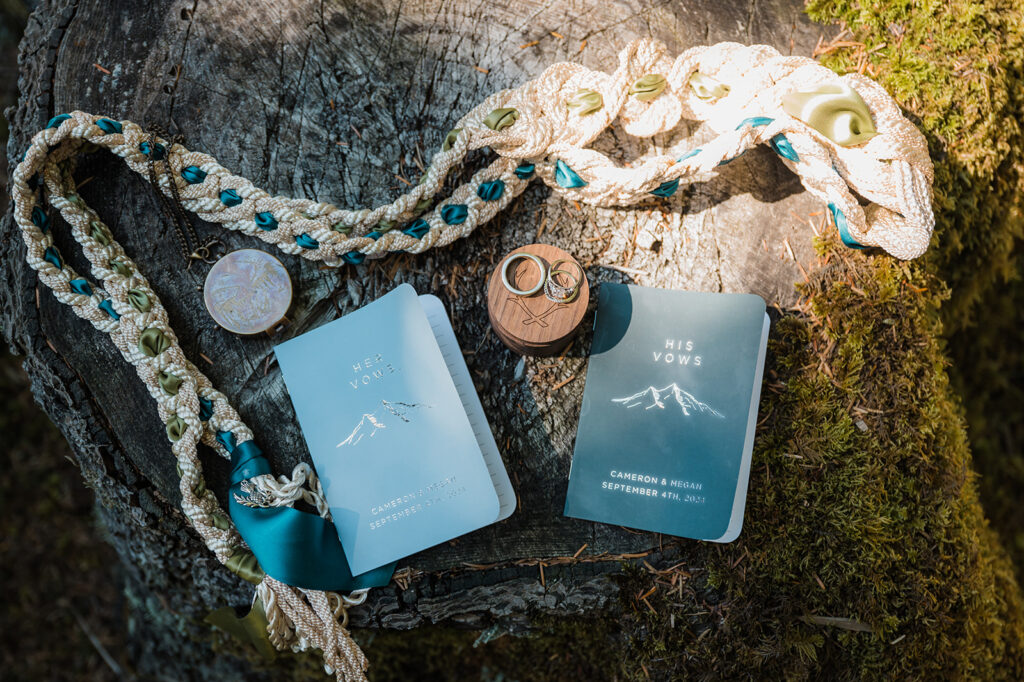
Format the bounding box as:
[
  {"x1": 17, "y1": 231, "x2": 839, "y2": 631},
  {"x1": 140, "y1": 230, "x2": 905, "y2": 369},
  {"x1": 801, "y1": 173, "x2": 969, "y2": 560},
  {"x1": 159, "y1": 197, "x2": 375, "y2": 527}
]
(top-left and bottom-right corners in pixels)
[
  {"x1": 418, "y1": 291, "x2": 442, "y2": 307},
  {"x1": 710, "y1": 520, "x2": 743, "y2": 544},
  {"x1": 742, "y1": 291, "x2": 768, "y2": 311}
]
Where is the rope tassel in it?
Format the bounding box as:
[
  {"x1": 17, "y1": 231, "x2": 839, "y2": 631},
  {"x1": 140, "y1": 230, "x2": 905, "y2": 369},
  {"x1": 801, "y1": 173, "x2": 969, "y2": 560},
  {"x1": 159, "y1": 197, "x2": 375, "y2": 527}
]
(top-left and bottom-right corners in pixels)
[{"x1": 259, "y1": 577, "x2": 369, "y2": 682}]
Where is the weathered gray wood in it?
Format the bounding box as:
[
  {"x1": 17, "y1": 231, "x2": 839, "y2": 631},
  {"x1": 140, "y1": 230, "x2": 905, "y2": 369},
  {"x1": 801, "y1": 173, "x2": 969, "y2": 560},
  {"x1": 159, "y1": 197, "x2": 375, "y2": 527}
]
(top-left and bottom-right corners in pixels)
[{"x1": 2, "y1": 0, "x2": 829, "y2": 676}]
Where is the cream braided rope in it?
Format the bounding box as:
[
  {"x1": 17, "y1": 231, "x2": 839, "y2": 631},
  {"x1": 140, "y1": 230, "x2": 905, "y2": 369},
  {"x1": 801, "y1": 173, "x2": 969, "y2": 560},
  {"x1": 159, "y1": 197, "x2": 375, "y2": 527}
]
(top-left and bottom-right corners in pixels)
[{"x1": 9, "y1": 39, "x2": 933, "y2": 680}]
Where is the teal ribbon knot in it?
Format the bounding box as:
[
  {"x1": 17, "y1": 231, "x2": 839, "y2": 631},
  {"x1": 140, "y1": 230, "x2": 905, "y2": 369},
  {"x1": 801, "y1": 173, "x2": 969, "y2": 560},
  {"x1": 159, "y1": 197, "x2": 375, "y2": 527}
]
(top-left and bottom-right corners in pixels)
[{"x1": 220, "y1": 432, "x2": 395, "y2": 591}]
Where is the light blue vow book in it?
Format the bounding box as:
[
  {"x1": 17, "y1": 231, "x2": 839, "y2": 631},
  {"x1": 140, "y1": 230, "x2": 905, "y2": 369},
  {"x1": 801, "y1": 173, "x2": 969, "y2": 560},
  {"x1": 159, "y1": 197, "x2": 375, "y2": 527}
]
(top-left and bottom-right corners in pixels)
[{"x1": 274, "y1": 284, "x2": 515, "y2": 575}]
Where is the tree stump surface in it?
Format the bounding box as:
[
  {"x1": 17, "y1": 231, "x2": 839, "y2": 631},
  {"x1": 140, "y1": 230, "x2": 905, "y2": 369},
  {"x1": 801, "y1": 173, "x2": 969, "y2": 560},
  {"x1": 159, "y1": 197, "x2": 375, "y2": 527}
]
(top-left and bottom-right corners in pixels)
[{"x1": 2, "y1": 0, "x2": 833, "y2": 675}]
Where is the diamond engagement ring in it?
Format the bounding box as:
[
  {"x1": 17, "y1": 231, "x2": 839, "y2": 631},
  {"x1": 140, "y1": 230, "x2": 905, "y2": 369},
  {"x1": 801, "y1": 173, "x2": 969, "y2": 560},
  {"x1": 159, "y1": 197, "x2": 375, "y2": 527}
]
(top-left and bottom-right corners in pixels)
[{"x1": 544, "y1": 258, "x2": 583, "y2": 303}]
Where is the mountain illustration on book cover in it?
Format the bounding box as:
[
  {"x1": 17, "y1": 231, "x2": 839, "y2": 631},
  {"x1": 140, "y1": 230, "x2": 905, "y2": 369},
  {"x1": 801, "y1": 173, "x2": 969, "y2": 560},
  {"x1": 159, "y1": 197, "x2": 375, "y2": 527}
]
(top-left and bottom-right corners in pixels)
[
  {"x1": 336, "y1": 400, "x2": 430, "y2": 448},
  {"x1": 611, "y1": 383, "x2": 724, "y2": 418},
  {"x1": 564, "y1": 283, "x2": 769, "y2": 543}
]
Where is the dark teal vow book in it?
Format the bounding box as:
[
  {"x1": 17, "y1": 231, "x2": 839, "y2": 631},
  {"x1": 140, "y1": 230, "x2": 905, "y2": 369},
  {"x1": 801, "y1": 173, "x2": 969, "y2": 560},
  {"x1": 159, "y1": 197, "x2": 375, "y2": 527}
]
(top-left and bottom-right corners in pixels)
[
  {"x1": 274, "y1": 284, "x2": 515, "y2": 575},
  {"x1": 564, "y1": 284, "x2": 769, "y2": 542}
]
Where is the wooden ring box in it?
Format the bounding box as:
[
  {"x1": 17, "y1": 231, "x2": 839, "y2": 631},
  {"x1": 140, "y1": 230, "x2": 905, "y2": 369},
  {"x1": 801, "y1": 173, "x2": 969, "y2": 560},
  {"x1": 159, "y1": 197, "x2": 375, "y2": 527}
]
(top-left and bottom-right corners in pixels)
[{"x1": 486, "y1": 244, "x2": 589, "y2": 356}]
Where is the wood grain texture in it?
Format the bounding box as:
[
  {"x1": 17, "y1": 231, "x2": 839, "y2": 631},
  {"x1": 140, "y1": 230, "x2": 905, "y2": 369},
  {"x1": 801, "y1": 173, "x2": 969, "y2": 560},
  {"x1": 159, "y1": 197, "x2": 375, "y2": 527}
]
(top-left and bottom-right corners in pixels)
[
  {"x1": 487, "y1": 244, "x2": 589, "y2": 356},
  {"x1": 1, "y1": 0, "x2": 831, "y2": 676}
]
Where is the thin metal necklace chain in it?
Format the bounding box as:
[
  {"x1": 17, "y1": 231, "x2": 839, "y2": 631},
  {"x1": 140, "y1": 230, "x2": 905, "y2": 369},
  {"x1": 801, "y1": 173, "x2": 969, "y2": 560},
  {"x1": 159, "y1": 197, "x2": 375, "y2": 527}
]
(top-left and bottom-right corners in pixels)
[{"x1": 145, "y1": 125, "x2": 222, "y2": 268}]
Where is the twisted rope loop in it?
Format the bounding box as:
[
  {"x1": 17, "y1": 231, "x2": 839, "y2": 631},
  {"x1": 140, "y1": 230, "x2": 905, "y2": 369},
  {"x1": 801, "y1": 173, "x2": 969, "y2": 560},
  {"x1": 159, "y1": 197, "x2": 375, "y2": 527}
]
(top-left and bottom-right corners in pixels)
[{"x1": 9, "y1": 39, "x2": 934, "y2": 681}]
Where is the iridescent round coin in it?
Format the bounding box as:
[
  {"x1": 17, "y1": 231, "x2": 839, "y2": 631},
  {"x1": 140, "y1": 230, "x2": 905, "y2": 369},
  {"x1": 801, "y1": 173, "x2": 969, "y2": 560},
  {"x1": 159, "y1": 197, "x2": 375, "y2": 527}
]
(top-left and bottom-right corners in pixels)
[{"x1": 203, "y1": 249, "x2": 292, "y2": 335}]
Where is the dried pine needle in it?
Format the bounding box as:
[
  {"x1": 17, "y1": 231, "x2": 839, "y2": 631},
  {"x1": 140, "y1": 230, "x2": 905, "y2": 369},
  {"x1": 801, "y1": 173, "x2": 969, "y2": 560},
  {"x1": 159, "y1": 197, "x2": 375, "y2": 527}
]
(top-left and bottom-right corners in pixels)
[{"x1": 551, "y1": 374, "x2": 576, "y2": 391}]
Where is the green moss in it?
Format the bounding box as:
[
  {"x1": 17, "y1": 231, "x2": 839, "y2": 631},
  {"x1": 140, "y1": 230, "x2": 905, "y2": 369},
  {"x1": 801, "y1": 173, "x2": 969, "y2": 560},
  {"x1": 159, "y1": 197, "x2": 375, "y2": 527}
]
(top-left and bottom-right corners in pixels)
[
  {"x1": 704, "y1": 250, "x2": 1023, "y2": 678},
  {"x1": 808, "y1": 0, "x2": 1024, "y2": 597}
]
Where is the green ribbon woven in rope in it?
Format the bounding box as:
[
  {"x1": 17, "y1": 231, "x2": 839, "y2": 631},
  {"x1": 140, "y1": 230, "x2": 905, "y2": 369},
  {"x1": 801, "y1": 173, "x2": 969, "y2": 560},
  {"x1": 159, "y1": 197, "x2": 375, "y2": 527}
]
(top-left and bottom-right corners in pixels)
[
  {"x1": 166, "y1": 415, "x2": 185, "y2": 442},
  {"x1": 566, "y1": 89, "x2": 603, "y2": 116},
  {"x1": 47, "y1": 113, "x2": 71, "y2": 129},
  {"x1": 98, "y1": 300, "x2": 119, "y2": 320},
  {"x1": 159, "y1": 370, "x2": 182, "y2": 395},
  {"x1": 689, "y1": 72, "x2": 730, "y2": 100},
  {"x1": 139, "y1": 328, "x2": 170, "y2": 357},
  {"x1": 442, "y1": 128, "x2": 462, "y2": 152},
  {"x1": 256, "y1": 212, "x2": 279, "y2": 231},
  {"x1": 828, "y1": 202, "x2": 867, "y2": 249},
  {"x1": 127, "y1": 289, "x2": 151, "y2": 313},
  {"x1": 225, "y1": 548, "x2": 264, "y2": 582},
  {"x1": 782, "y1": 84, "x2": 878, "y2": 147},
  {"x1": 483, "y1": 108, "x2": 518, "y2": 131},
  {"x1": 220, "y1": 433, "x2": 396, "y2": 591},
  {"x1": 477, "y1": 179, "x2": 505, "y2": 201},
  {"x1": 629, "y1": 74, "x2": 667, "y2": 102},
  {"x1": 89, "y1": 220, "x2": 110, "y2": 246},
  {"x1": 176, "y1": 461, "x2": 206, "y2": 498},
  {"x1": 514, "y1": 162, "x2": 535, "y2": 179}
]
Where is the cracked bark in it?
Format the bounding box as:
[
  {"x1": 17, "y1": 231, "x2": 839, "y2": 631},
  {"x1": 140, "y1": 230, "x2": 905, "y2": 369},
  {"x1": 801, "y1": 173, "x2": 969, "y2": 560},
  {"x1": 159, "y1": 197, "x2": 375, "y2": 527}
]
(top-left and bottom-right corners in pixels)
[{"x1": 2, "y1": 0, "x2": 830, "y2": 678}]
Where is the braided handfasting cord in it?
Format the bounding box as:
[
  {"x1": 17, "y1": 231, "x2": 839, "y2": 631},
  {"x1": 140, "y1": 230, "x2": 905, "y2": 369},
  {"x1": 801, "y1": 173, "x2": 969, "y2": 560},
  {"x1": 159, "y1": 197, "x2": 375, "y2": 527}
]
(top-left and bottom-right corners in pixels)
[{"x1": 9, "y1": 39, "x2": 934, "y2": 681}]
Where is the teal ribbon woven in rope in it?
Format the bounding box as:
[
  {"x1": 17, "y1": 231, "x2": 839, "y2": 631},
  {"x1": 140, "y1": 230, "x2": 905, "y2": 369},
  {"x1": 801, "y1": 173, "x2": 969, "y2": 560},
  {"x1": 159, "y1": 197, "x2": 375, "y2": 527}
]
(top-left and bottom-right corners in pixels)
[
  {"x1": 221, "y1": 433, "x2": 396, "y2": 591},
  {"x1": 828, "y1": 202, "x2": 866, "y2": 250},
  {"x1": 554, "y1": 160, "x2": 587, "y2": 188}
]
